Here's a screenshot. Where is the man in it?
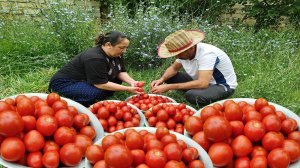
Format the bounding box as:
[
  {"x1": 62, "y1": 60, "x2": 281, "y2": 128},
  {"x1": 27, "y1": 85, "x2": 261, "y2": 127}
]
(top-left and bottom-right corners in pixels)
[{"x1": 151, "y1": 30, "x2": 237, "y2": 105}]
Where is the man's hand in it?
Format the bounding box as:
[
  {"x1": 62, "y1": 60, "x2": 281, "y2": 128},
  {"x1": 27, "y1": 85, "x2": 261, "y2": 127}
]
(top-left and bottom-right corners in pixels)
[
  {"x1": 151, "y1": 79, "x2": 164, "y2": 88},
  {"x1": 150, "y1": 84, "x2": 170, "y2": 94}
]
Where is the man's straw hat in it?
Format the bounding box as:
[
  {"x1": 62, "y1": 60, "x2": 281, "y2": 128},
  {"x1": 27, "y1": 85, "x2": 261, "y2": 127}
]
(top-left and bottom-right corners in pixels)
[{"x1": 158, "y1": 30, "x2": 205, "y2": 58}]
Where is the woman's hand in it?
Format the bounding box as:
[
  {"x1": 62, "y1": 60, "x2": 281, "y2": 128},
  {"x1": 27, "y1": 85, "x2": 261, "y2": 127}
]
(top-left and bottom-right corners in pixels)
[{"x1": 126, "y1": 86, "x2": 144, "y2": 94}]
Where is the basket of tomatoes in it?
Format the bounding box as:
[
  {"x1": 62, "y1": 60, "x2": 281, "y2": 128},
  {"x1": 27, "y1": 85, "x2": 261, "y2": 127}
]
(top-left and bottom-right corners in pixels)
[
  {"x1": 0, "y1": 93, "x2": 104, "y2": 168},
  {"x1": 125, "y1": 93, "x2": 177, "y2": 111},
  {"x1": 89, "y1": 100, "x2": 146, "y2": 133},
  {"x1": 144, "y1": 103, "x2": 197, "y2": 134},
  {"x1": 184, "y1": 98, "x2": 300, "y2": 168},
  {"x1": 85, "y1": 127, "x2": 213, "y2": 168}
]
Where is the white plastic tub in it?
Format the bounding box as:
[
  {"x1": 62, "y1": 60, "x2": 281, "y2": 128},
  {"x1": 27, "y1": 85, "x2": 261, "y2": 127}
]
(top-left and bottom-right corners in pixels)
[{"x1": 84, "y1": 127, "x2": 213, "y2": 168}]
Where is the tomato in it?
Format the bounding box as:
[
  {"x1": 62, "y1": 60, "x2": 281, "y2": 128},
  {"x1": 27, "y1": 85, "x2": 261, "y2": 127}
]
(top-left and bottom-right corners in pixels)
[
  {"x1": 156, "y1": 109, "x2": 169, "y2": 122},
  {"x1": 0, "y1": 110, "x2": 24, "y2": 136},
  {"x1": 108, "y1": 103, "x2": 118, "y2": 113},
  {"x1": 0, "y1": 137, "x2": 25, "y2": 161},
  {"x1": 224, "y1": 103, "x2": 243, "y2": 121},
  {"x1": 148, "y1": 116, "x2": 157, "y2": 126},
  {"x1": 86, "y1": 145, "x2": 104, "y2": 165},
  {"x1": 145, "y1": 139, "x2": 163, "y2": 151},
  {"x1": 288, "y1": 131, "x2": 300, "y2": 144},
  {"x1": 244, "y1": 120, "x2": 265, "y2": 142},
  {"x1": 229, "y1": 121, "x2": 244, "y2": 137},
  {"x1": 255, "y1": 98, "x2": 269, "y2": 111},
  {"x1": 260, "y1": 105, "x2": 275, "y2": 118},
  {"x1": 200, "y1": 106, "x2": 220, "y2": 122},
  {"x1": 80, "y1": 126, "x2": 96, "y2": 140},
  {"x1": 182, "y1": 147, "x2": 199, "y2": 164},
  {"x1": 282, "y1": 139, "x2": 300, "y2": 162},
  {"x1": 192, "y1": 131, "x2": 211, "y2": 151},
  {"x1": 223, "y1": 100, "x2": 235, "y2": 107},
  {"x1": 160, "y1": 134, "x2": 177, "y2": 146},
  {"x1": 136, "y1": 163, "x2": 150, "y2": 168},
  {"x1": 4, "y1": 98, "x2": 15, "y2": 106},
  {"x1": 36, "y1": 114, "x2": 58, "y2": 137},
  {"x1": 42, "y1": 150, "x2": 60, "y2": 168},
  {"x1": 188, "y1": 160, "x2": 205, "y2": 168},
  {"x1": 203, "y1": 115, "x2": 232, "y2": 142},
  {"x1": 125, "y1": 131, "x2": 144, "y2": 150},
  {"x1": 101, "y1": 135, "x2": 121, "y2": 151},
  {"x1": 15, "y1": 94, "x2": 28, "y2": 104},
  {"x1": 213, "y1": 103, "x2": 224, "y2": 111},
  {"x1": 267, "y1": 148, "x2": 290, "y2": 168},
  {"x1": 250, "y1": 156, "x2": 268, "y2": 168},
  {"x1": 234, "y1": 157, "x2": 250, "y2": 168},
  {"x1": 184, "y1": 116, "x2": 203, "y2": 136},
  {"x1": 60, "y1": 143, "x2": 83, "y2": 166},
  {"x1": 35, "y1": 105, "x2": 55, "y2": 117},
  {"x1": 165, "y1": 160, "x2": 185, "y2": 168},
  {"x1": 27, "y1": 151, "x2": 43, "y2": 168},
  {"x1": 131, "y1": 149, "x2": 145, "y2": 167},
  {"x1": 17, "y1": 98, "x2": 35, "y2": 116},
  {"x1": 163, "y1": 142, "x2": 182, "y2": 161},
  {"x1": 145, "y1": 149, "x2": 167, "y2": 168},
  {"x1": 123, "y1": 112, "x2": 132, "y2": 122},
  {"x1": 43, "y1": 140, "x2": 60, "y2": 153},
  {"x1": 23, "y1": 130, "x2": 45, "y2": 152},
  {"x1": 104, "y1": 144, "x2": 133, "y2": 168},
  {"x1": 281, "y1": 118, "x2": 298, "y2": 135},
  {"x1": 137, "y1": 81, "x2": 145, "y2": 87},
  {"x1": 0, "y1": 101, "x2": 12, "y2": 112},
  {"x1": 244, "y1": 110, "x2": 262, "y2": 122},
  {"x1": 208, "y1": 142, "x2": 233, "y2": 167},
  {"x1": 73, "y1": 113, "x2": 90, "y2": 129},
  {"x1": 262, "y1": 114, "x2": 281, "y2": 132},
  {"x1": 275, "y1": 111, "x2": 286, "y2": 121},
  {"x1": 156, "y1": 127, "x2": 169, "y2": 140},
  {"x1": 251, "y1": 146, "x2": 268, "y2": 158},
  {"x1": 54, "y1": 126, "x2": 76, "y2": 146},
  {"x1": 74, "y1": 134, "x2": 93, "y2": 155},
  {"x1": 262, "y1": 131, "x2": 284, "y2": 150},
  {"x1": 231, "y1": 135, "x2": 253, "y2": 157},
  {"x1": 47, "y1": 93, "x2": 61, "y2": 106}
]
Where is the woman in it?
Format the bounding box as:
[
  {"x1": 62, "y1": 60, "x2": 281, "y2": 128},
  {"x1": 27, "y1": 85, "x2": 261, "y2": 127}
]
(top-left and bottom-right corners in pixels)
[{"x1": 49, "y1": 31, "x2": 142, "y2": 107}]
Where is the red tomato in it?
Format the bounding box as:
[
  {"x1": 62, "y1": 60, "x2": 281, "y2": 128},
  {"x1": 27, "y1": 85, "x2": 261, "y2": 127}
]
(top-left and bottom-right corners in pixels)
[
  {"x1": 165, "y1": 160, "x2": 185, "y2": 168},
  {"x1": 200, "y1": 106, "x2": 220, "y2": 122},
  {"x1": 145, "y1": 139, "x2": 163, "y2": 151},
  {"x1": 251, "y1": 146, "x2": 268, "y2": 158},
  {"x1": 60, "y1": 143, "x2": 83, "y2": 166},
  {"x1": 35, "y1": 105, "x2": 55, "y2": 117},
  {"x1": 125, "y1": 131, "x2": 144, "y2": 150},
  {"x1": 131, "y1": 149, "x2": 145, "y2": 167},
  {"x1": 147, "y1": 116, "x2": 157, "y2": 126},
  {"x1": 156, "y1": 109, "x2": 169, "y2": 122},
  {"x1": 55, "y1": 109, "x2": 74, "y2": 127},
  {"x1": 27, "y1": 151, "x2": 43, "y2": 168},
  {"x1": 276, "y1": 111, "x2": 286, "y2": 121},
  {"x1": 137, "y1": 81, "x2": 145, "y2": 87},
  {"x1": 255, "y1": 98, "x2": 269, "y2": 111},
  {"x1": 101, "y1": 135, "x2": 121, "y2": 151},
  {"x1": 86, "y1": 145, "x2": 104, "y2": 165},
  {"x1": 189, "y1": 160, "x2": 205, "y2": 168},
  {"x1": 262, "y1": 114, "x2": 281, "y2": 132},
  {"x1": 136, "y1": 163, "x2": 150, "y2": 168},
  {"x1": 262, "y1": 131, "x2": 284, "y2": 151},
  {"x1": 51, "y1": 100, "x2": 68, "y2": 112},
  {"x1": 267, "y1": 148, "x2": 290, "y2": 168},
  {"x1": 288, "y1": 131, "x2": 300, "y2": 144},
  {"x1": 160, "y1": 134, "x2": 177, "y2": 146},
  {"x1": 203, "y1": 115, "x2": 232, "y2": 142},
  {"x1": 0, "y1": 110, "x2": 24, "y2": 136},
  {"x1": 260, "y1": 105, "x2": 275, "y2": 118},
  {"x1": 208, "y1": 142, "x2": 233, "y2": 167},
  {"x1": 156, "y1": 127, "x2": 169, "y2": 140},
  {"x1": 244, "y1": 120, "x2": 265, "y2": 142},
  {"x1": 231, "y1": 135, "x2": 253, "y2": 157},
  {"x1": 47, "y1": 92, "x2": 61, "y2": 106},
  {"x1": 0, "y1": 137, "x2": 25, "y2": 161},
  {"x1": 145, "y1": 149, "x2": 167, "y2": 168},
  {"x1": 250, "y1": 156, "x2": 268, "y2": 168},
  {"x1": 177, "y1": 140, "x2": 187, "y2": 150},
  {"x1": 97, "y1": 106, "x2": 110, "y2": 119},
  {"x1": 23, "y1": 130, "x2": 45, "y2": 152},
  {"x1": 0, "y1": 101, "x2": 12, "y2": 112},
  {"x1": 224, "y1": 103, "x2": 243, "y2": 121},
  {"x1": 36, "y1": 114, "x2": 58, "y2": 137},
  {"x1": 74, "y1": 134, "x2": 93, "y2": 155},
  {"x1": 80, "y1": 126, "x2": 96, "y2": 140},
  {"x1": 43, "y1": 140, "x2": 60, "y2": 153},
  {"x1": 234, "y1": 157, "x2": 250, "y2": 168},
  {"x1": 182, "y1": 147, "x2": 199, "y2": 164},
  {"x1": 16, "y1": 98, "x2": 35, "y2": 116},
  {"x1": 281, "y1": 118, "x2": 298, "y2": 135},
  {"x1": 4, "y1": 98, "x2": 15, "y2": 106},
  {"x1": 192, "y1": 131, "x2": 211, "y2": 151},
  {"x1": 42, "y1": 150, "x2": 60, "y2": 168},
  {"x1": 73, "y1": 113, "x2": 90, "y2": 129},
  {"x1": 213, "y1": 103, "x2": 224, "y2": 112},
  {"x1": 184, "y1": 116, "x2": 203, "y2": 136},
  {"x1": 282, "y1": 139, "x2": 300, "y2": 162},
  {"x1": 244, "y1": 110, "x2": 262, "y2": 122},
  {"x1": 229, "y1": 120, "x2": 244, "y2": 137},
  {"x1": 108, "y1": 103, "x2": 118, "y2": 113},
  {"x1": 104, "y1": 144, "x2": 133, "y2": 168},
  {"x1": 54, "y1": 126, "x2": 76, "y2": 146},
  {"x1": 164, "y1": 142, "x2": 182, "y2": 161}
]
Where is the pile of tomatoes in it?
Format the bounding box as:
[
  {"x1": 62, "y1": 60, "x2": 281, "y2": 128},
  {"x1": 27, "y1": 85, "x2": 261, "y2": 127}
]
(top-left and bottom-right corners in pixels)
[
  {"x1": 184, "y1": 98, "x2": 300, "y2": 167},
  {"x1": 144, "y1": 103, "x2": 196, "y2": 134},
  {"x1": 126, "y1": 94, "x2": 175, "y2": 111},
  {"x1": 89, "y1": 100, "x2": 143, "y2": 133},
  {"x1": 86, "y1": 127, "x2": 206, "y2": 168},
  {"x1": 0, "y1": 93, "x2": 97, "y2": 167}
]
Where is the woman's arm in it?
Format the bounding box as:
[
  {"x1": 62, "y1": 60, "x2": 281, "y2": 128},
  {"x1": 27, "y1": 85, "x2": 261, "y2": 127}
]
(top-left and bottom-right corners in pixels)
[
  {"x1": 117, "y1": 72, "x2": 137, "y2": 86},
  {"x1": 94, "y1": 82, "x2": 138, "y2": 94}
]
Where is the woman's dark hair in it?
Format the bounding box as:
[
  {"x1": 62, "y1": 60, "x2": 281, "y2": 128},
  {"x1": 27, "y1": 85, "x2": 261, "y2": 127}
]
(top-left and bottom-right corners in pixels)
[{"x1": 95, "y1": 31, "x2": 128, "y2": 46}]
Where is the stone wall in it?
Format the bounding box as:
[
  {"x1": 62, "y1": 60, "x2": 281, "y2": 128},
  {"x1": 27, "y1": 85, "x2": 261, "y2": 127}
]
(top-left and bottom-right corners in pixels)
[{"x1": 0, "y1": 0, "x2": 99, "y2": 18}]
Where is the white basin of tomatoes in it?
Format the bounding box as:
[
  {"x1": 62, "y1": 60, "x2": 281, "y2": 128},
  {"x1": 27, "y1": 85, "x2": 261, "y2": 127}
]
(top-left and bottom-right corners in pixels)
[
  {"x1": 184, "y1": 98, "x2": 300, "y2": 168},
  {"x1": 0, "y1": 93, "x2": 104, "y2": 168},
  {"x1": 126, "y1": 93, "x2": 177, "y2": 111},
  {"x1": 144, "y1": 103, "x2": 197, "y2": 134},
  {"x1": 85, "y1": 127, "x2": 213, "y2": 168},
  {"x1": 89, "y1": 100, "x2": 146, "y2": 133}
]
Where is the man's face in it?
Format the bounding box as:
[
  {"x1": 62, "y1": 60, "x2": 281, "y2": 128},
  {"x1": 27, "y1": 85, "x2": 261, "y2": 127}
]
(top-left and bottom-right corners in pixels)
[{"x1": 175, "y1": 46, "x2": 195, "y2": 60}]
